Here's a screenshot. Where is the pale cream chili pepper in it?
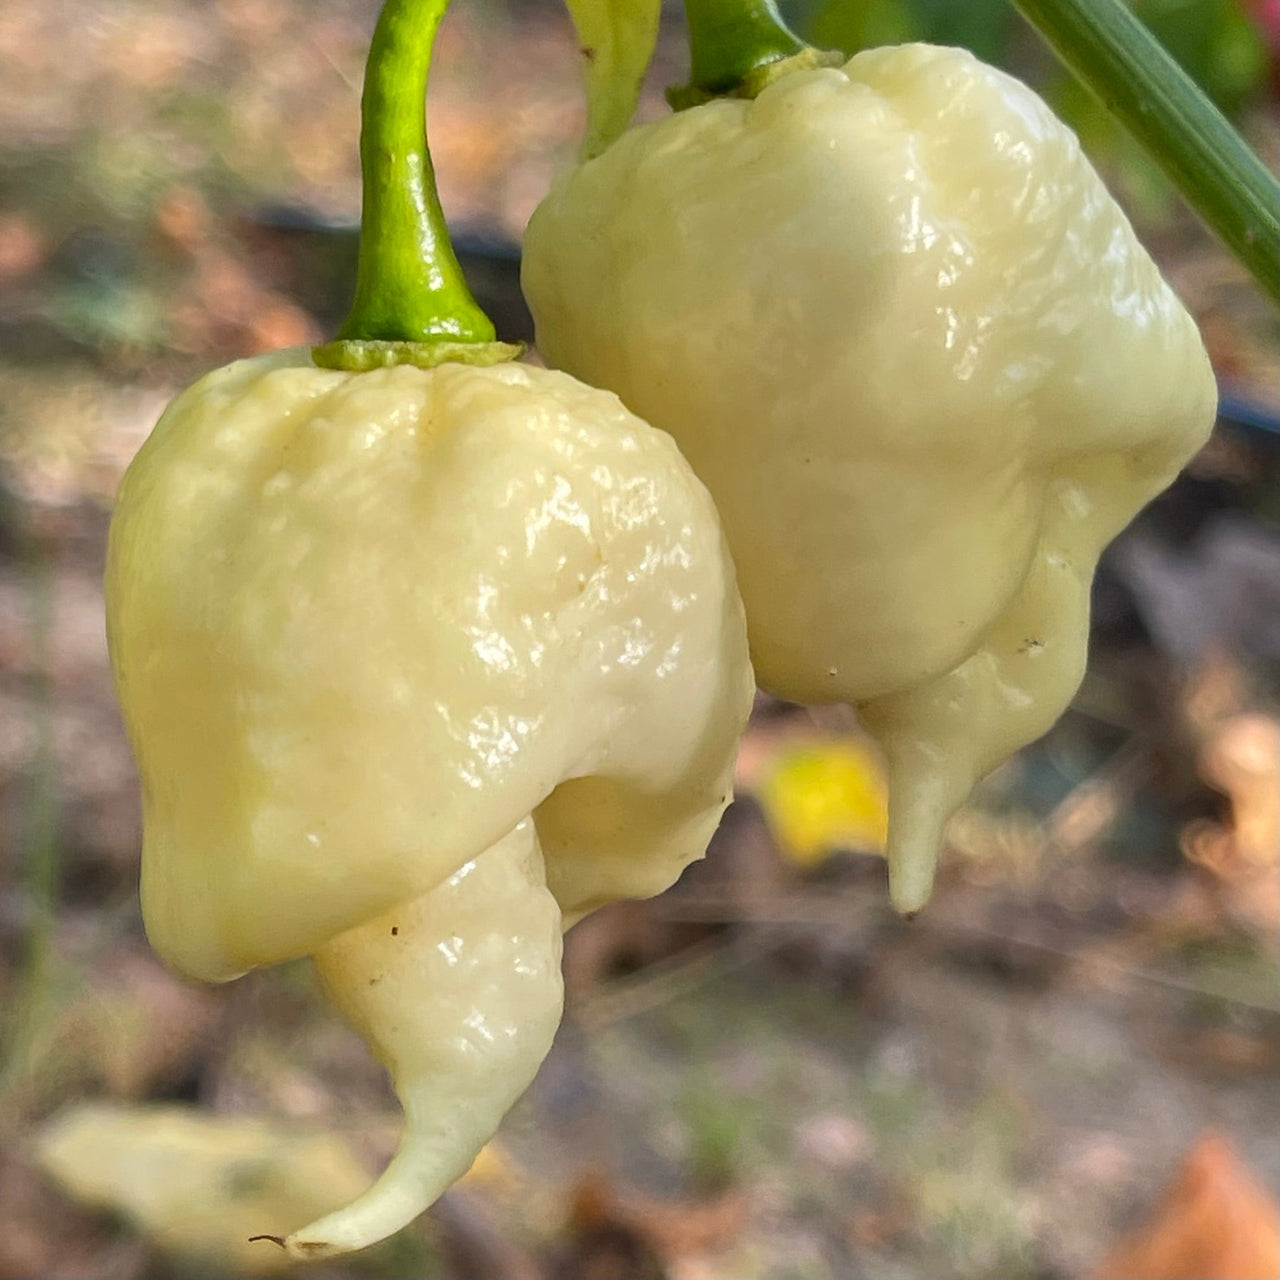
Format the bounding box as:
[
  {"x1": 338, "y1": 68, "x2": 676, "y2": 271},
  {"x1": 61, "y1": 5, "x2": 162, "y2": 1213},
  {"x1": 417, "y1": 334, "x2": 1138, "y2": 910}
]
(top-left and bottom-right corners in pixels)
[
  {"x1": 523, "y1": 42, "x2": 1218, "y2": 912},
  {"x1": 105, "y1": 350, "x2": 753, "y2": 1256}
]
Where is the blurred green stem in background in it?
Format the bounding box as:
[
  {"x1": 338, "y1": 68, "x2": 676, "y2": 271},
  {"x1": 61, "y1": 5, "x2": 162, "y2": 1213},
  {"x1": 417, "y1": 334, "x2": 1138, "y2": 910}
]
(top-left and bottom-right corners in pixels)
[
  {"x1": 0, "y1": 533, "x2": 60, "y2": 1113},
  {"x1": 1011, "y1": 0, "x2": 1278, "y2": 301}
]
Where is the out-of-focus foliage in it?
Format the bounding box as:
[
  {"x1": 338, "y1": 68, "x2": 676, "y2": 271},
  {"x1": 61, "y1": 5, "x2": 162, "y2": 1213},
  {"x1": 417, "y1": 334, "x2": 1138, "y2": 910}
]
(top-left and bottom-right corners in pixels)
[{"x1": 1135, "y1": 0, "x2": 1273, "y2": 112}]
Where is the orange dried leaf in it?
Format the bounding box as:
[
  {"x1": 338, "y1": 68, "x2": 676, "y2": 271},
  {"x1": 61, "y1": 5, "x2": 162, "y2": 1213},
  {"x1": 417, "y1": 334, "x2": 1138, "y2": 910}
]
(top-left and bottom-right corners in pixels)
[{"x1": 1099, "y1": 1133, "x2": 1280, "y2": 1280}]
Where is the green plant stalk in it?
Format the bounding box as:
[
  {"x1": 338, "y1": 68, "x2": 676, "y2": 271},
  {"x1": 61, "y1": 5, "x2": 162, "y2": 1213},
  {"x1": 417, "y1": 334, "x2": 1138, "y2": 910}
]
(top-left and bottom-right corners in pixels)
[
  {"x1": 0, "y1": 536, "x2": 60, "y2": 1114},
  {"x1": 315, "y1": 0, "x2": 517, "y2": 368},
  {"x1": 1012, "y1": 0, "x2": 1279, "y2": 301}
]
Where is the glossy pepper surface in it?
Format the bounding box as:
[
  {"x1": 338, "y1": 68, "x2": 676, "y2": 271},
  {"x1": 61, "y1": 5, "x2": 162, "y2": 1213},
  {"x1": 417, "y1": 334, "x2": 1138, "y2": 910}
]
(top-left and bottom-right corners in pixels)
[
  {"x1": 105, "y1": 349, "x2": 752, "y2": 1255},
  {"x1": 523, "y1": 42, "x2": 1218, "y2": 911}
]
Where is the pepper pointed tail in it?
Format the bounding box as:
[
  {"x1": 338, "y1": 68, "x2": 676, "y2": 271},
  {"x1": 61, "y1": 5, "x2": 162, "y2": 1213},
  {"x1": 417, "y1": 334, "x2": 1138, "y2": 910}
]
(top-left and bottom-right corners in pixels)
[
  {"x1": 875, "y1": 741, "x2": 965, "y2": 916},
  {"x1": 282, "y1": 817, "x2": 563, "y2": 1259},
  {"x1": 283, "y1": 1122, "x2": 469, "y2": 1260},
  {"x1": 865, "y1": 494, "x2": 1098, "y2": 917}
]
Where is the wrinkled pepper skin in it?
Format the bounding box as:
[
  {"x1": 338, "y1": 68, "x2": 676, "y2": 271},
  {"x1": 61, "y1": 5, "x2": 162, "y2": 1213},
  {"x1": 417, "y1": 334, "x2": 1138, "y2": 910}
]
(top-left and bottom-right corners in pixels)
[
  {"x1": 105, "y1": 350, "x2": 753, "y2": 1254},
  {"x1": 523, "y1": 43, "x2": 1218, "y2": 910}
]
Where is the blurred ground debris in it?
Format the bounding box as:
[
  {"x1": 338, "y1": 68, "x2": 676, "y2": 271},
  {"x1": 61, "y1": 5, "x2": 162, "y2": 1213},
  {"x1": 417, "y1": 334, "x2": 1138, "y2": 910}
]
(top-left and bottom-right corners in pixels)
[{"x1": 0, "y1": 1, "x2": 1277, "y2": 1278}]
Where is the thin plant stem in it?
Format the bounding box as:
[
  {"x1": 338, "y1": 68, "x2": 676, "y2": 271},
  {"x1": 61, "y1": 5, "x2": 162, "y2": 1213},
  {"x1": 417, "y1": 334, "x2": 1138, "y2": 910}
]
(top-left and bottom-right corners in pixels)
[{"x1": 1012, "y1": 0, "x2": 1279, "y2": 300}]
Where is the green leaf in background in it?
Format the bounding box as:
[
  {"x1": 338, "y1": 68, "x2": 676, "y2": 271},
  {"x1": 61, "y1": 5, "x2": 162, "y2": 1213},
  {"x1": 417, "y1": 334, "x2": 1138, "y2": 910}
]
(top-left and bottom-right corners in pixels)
[{"x1": 564, "y1": 0, "x2": 662, "y2": 158}]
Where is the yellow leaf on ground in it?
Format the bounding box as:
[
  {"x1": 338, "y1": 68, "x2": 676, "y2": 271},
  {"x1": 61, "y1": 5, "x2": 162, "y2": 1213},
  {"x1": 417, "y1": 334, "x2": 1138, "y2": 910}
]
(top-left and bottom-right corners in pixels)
[{"x1": 758, "y1": 736, "x2": 888, "y2": 868}]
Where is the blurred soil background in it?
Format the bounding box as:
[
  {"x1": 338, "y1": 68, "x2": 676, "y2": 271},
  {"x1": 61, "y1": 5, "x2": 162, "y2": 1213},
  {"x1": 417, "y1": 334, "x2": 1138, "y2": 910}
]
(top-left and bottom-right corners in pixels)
[{"x1": 1, "y1": 1, "x2": 1278, "y2": 1277}]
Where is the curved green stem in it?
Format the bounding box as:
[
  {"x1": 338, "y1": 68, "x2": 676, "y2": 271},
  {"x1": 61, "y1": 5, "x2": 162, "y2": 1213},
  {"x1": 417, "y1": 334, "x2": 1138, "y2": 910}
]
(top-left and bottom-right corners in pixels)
[
  {"x1": 316, "y1": 0, "x2": 517, "y2": 369},
  {"x1": 1012, "y1": 0, "x2": 1279, "y2": 302}
]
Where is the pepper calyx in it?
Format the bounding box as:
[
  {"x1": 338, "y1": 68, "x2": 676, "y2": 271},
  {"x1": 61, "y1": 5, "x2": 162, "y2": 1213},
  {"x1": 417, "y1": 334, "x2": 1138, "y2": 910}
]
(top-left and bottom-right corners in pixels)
[
  {"x1": 311, "y1": 338, "x2": 525, "y2": 372},
  {"x1": 668, "y1": 45, "x2": 844, "y2": 110}
]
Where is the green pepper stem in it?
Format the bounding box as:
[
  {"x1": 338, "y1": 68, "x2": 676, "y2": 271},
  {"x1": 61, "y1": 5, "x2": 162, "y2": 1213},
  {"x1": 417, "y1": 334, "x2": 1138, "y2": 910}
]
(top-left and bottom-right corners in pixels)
[
  {"x1": 1012, "y1": 0, "x2": 1279, "y2": 302},
  {"x1": 680, "y1": 0, "x2": 808, "y2": 96},
  {"x1": 332, "y1": 0, "x2": 495, "y2": 347}
]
